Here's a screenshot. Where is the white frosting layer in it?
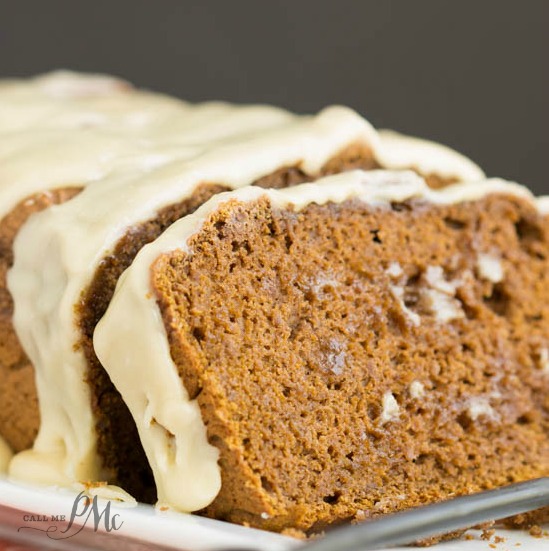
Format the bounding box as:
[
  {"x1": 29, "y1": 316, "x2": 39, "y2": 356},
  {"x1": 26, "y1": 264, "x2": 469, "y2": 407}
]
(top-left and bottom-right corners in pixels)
[
  {"x1": 0, "y1": 71, "x2": 486, "y2": 223},
  {"x1": 377, "y1": 130, "x2": 484, "y2": 181},
  {"x1": 0, "y1": 435, "x2": 13, "y2": 472},
  {"x1": 5, "y1": 71, "x2": 485, "y2": 492},
  {"x1": 94, "y1": 170, "x2": 538, "y2": 512},
  {"x1": 0, "y1": 70, "x2": 296, "y2": 219}
]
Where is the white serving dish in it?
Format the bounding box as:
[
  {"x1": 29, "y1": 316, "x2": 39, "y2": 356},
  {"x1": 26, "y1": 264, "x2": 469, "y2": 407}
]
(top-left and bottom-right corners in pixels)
[{"x1": 0, "y1": 477, "x2": 546, "y2": 551}]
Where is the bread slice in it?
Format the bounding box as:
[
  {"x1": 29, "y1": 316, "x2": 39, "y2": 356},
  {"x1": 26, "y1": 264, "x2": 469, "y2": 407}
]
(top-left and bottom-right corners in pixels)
[{"x1": 95, "y1": 171, "x2": 549, "y2": 532}]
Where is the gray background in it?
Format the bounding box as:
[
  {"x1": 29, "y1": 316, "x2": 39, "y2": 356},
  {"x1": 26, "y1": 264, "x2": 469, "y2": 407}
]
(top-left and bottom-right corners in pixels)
[{"x1": 1, "y1": 0, "x2": 547, "y2": 194}]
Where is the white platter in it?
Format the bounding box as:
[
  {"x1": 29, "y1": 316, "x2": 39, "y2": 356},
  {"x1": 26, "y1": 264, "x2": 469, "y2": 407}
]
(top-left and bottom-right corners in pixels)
[{"x1": 0, "y1": 477, "x2": 546, "y2": 551}]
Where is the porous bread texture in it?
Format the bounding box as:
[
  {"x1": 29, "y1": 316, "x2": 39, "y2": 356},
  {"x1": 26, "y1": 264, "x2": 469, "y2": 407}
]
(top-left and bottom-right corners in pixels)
[{"x1": 149, "y1": 187, "x2": 549, "y2": 533}]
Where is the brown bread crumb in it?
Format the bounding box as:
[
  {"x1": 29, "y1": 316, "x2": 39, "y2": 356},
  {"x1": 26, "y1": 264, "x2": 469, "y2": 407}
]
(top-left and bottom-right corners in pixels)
[{"x1": 151, "y1": 192, "x2": 549, "y2": 533}]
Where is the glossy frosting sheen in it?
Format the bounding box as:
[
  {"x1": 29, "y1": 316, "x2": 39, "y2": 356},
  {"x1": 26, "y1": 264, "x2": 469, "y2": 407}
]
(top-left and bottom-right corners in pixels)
[
  {"x1": 94, "y1": 171, "x2": 540, "y2": 512},
  {"x1": 0, "y1": 71, "x2": 254, "y2": 217},
  {"x1": 5, "y1": 72, "x2": 485, "y2": 494}
]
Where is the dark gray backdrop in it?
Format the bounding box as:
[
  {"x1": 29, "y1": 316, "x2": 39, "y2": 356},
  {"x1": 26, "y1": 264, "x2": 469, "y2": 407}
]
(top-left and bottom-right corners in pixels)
[{"x1": 1, "y1": 0, "x2": 547, "y2": 194}]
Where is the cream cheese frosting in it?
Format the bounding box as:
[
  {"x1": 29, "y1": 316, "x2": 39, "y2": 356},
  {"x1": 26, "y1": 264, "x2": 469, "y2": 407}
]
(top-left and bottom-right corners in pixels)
[
  {"x1": 0, "y1": 71, "x2": 485, "y2": 222},
  {"x1": 94, "y1": 170, "x2": 539, "y2": 512},
  {"x1": 0, "y1": 70, "x2": 297, "y2": 219},
  {"x1": 5, "y1": 71, "x2": 485, "y2": 492},
  {"x1": 376, "y1": 130, "x2": 483, "y2": 181}
]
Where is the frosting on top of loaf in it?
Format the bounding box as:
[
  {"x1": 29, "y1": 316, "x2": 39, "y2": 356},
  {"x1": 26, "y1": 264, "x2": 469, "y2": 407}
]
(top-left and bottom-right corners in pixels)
[
  {"x1": 94, "y1": 170, "x2": 539, "y2": 512},
  {"x1": 0, "y1": 70, "x2": 295, "y2": 218},
  {"x1": 0, "y1": 71, "x2": 486, "y2": 221},
  {"x1": 376, "y1": 130, "x2": 482, "y2": 181}
]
